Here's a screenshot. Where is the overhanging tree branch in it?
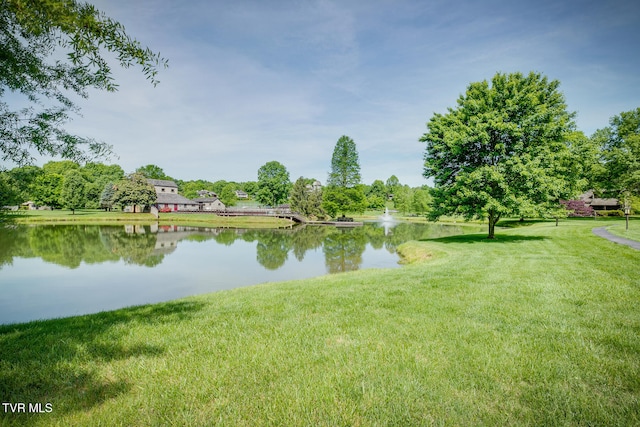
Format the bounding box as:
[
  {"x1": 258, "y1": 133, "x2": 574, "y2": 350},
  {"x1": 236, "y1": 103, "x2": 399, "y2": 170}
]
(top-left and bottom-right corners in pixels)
[{"x1": 0, "y1": 0, "x2": 168, "y2": 165}]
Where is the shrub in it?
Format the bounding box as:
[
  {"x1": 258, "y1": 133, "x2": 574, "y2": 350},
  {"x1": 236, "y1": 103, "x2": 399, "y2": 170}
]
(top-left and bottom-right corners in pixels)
[
  {"x1": 596, "y1": 210, "x2": 624, "y2": 217},
  {"x1": 560, "y1": 200, "x2": 594, "y2": 217}
]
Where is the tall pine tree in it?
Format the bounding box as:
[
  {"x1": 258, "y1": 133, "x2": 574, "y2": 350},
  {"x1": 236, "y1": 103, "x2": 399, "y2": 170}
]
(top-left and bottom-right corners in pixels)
[{"x1": 323, "y1": 136, "x2": 366, "y2": 218}]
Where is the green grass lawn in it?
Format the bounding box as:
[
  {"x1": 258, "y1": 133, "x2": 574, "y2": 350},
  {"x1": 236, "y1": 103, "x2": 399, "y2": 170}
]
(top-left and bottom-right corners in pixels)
[
  {"x1": 9, "y1": 209, "x2": 292, "y2": 228},
  {"x1": 1, "y1": 219, "x2": 639, "y2": 426},
  {"x1": 606, "y1": 218, "x2": 640, "y2": 242}
]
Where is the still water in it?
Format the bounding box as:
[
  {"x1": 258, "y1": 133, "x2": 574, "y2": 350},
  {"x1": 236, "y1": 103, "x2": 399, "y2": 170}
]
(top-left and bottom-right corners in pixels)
[{"x1": 0, "y1": 222, "x2": 475, "y2": 324}]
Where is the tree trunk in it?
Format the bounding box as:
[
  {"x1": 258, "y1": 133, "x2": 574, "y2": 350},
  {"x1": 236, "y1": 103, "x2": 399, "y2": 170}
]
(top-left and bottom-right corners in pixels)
[{"x1": 487, "y1": 212, "x2": 500, "y2": 239}]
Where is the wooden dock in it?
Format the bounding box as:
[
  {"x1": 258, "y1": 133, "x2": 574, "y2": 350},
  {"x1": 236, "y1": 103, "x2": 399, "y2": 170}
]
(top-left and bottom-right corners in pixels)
[
  {"x1": 308, "y1": 221, "x2": 363, "y2": 227},
  {"x1": 214, "y1": 209, "x2": 307, "y2": 223}
]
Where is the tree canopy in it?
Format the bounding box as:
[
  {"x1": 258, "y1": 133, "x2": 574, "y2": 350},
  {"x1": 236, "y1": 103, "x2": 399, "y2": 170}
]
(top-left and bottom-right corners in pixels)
[
  {"x1": 421, "y1": 71, "x2": 576, "y2": 238},
  {"x1": 1, "y1": 0, "x2": 167, "y2": 165},
  {"x1": 255, "y1": 161, "x2": 291, "y2": 207},
  {"x1": 136, "y1": 164, "x2": 173, "y2": 181},
  {"x1": 111, "y1": 172, "x2": 157, "y2": 212},
  {"x1": 327, "y1": 135, "x2": 361, "y2": 188},
  {"x1": 322, "y1": 135, "x2": 366, "y2": 218},
  {"x1": 594, "y1": 108, "x2": 640, "y2": 195},
  {"x1": 290, "y1": 176, "x2": 324, "y2": 219},
  {"x1": 60, "y1": 169, "x2": 86, "y2": 212}
]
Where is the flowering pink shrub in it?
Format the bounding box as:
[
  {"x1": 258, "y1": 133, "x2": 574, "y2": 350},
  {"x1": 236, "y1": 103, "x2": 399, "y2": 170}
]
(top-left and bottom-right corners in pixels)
[{"x1": 560, "y1": 200, "x2": 594, "y2": 217}]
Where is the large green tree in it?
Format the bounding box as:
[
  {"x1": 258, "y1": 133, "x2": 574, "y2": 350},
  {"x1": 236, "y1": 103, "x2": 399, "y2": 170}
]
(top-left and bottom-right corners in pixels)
[
  {"x1": 256, "y1": 161, "x2": 291, "y2": 207},
  {"x1": 32, "y1": 172, "x2": 63, "y2": 208},
  {"x1": 1, "y1": 165, "x2": 42, "y2": 204},
  {"x1": 411, "y1": 186, "x2": 432, "y2": 216},
  {"x1": 290, "y1": 176, "x2": 325, "y2": 219},
  {"x1": 366, "y1": 179, "x2": 387, "y2": 209},
  {"x1": 393, "y1": 185, "x2": 413, "y2": 214},
  {"x1": 421, "y1": 71, "x2": 576, "y2": 238},
  {"x1": 327, "y1": 135, "x2": 361, "y2": 187},
  {"x1": 323, "y1": 135, "x2": 366, "y2": 217},
  {"x1": 594, "y1": 108, "x2": 640, "y2": 195},
  {"x1": 136, "y1": 164, "x2": 172, "y2": 180},
  {"x1": 219, "y1": 183, "x2": 237, "y2": 207},
  {"x1": 385, "y1": 175, "x2": 400, "y2": 199},
  {"x1": 60, "y1": 169, "x2": 87, "y2": 213},
  {"x1": 1, "y1": 0, "x2": 167, "y2": 165},
  {"x1": 82, "y1": 162, "x2": 124, "y2": 208},
  {"x1": 111, "y1": 173, "x2": 157, "y2": 212},
  {"x1": 322, "y1": 186, "x2": 366, "y2": 218}
]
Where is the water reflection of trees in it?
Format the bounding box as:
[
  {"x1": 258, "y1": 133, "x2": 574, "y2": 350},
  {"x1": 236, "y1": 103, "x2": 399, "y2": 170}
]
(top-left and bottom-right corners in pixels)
[
  {"x1": 255, "y1": 232, "x2": 291, "y2": 270},
  {"x1": 0, "y1": 222, "x2": 474, "y2": 272},
  {"x1": 100, "y1": 227, "x2": 162, "y2": 267},
  {"x1": 323, "y1": 228, "x2": 367, "y2": 273},
  {"x1": 29, "y1": 225, "x2": 120, "y2": 268},
  {"x1": 0, "y1": 225, "x2": 29, "y2": 268},
  {"x1": 0, "y1": 225, "x2": 161, "y2": 269}
]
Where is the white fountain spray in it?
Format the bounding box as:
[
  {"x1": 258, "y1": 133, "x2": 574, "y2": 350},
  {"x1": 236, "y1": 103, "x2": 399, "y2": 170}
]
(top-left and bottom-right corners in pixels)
[{"x1": 379, "y1": 207, "x2": 396, "y2": 235}]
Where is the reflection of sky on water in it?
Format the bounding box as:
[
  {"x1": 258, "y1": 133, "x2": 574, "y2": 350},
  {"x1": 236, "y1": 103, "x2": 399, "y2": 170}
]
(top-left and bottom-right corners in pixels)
[{"x1": 0, "y1": 229, "x2": 401, "y2": 324}]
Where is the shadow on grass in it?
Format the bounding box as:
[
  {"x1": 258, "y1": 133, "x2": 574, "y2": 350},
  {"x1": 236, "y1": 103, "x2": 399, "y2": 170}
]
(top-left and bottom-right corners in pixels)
[
  {"x1": 420, "y1": 233, "x2": 547, "y2": 244},
  {"x1": 497, "y1": 219, "x2": 550, "y2": 228},
  {"x1": 0, "y1": 300, "x2": 205, "y2": 421}
]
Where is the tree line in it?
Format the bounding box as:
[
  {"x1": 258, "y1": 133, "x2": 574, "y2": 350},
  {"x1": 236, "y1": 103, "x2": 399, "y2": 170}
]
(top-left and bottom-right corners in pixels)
[
  {"x1": 0, "y1": 155, "x2": 429, "y2": 217},
  {"x1": 1, "y1": 3, "x2": 638, "y2": 237}
]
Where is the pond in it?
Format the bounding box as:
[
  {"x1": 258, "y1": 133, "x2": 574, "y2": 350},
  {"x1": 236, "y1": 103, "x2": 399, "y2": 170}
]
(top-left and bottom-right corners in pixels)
[{"x1": 0, "y1": 221, "x2": 478, "y2": 324}]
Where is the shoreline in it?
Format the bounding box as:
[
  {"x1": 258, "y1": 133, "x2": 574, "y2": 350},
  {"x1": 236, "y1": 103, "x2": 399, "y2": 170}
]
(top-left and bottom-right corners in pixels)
[{"x1": 1, "y1": 219, "x2": 638, "y2": 425}]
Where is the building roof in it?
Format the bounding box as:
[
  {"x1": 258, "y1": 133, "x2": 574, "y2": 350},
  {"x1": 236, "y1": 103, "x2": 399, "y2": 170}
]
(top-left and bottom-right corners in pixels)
[
  {"x1": 156, "y1": 193, "x2": 197, "y2": 204},
  {"x1": 193, "y1": 197, "x2": 222, "y2": 203},
  {"x1": 590, "y1": 198, "x2": 619, "y2": 207},
  {"x1": 147, "y1": 179, "x2": 178, "y2": 188},
  {"x1": 579, "y1": 190, "x2": 595, "y2": 201}
]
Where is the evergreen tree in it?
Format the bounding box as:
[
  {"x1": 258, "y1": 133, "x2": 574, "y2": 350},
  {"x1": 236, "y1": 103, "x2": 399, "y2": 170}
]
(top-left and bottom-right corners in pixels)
[
  {"x1": 100, "y1": 183, "x2": 116, "y2": 211},
  {"x1": 323, "y1": 136, "x2": 366, "y2": 217},
  {"x1": 290, "y1": 177, "x2": 325, "y2": 219},
  {"x1": 327, "y1": 135, "x2": 361, "y2": 187},
  {"x1": 289, "y1": 177, "x2": 309, "y2": 215}
]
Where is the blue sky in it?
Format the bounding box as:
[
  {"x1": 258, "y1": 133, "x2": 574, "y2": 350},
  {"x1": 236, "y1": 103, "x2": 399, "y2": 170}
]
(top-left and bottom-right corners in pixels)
[{"x1": 8, "y1": 0, "x2": 640, "y2": 186}]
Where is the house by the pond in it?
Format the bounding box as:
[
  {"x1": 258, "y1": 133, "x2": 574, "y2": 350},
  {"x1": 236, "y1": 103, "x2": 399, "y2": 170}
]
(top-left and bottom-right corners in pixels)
[
  {"x1": 305, "y1": 180, "x2": 322, "y2": 192},
  {"x1": 192, "y1": 197, "x2": 226, "y2": 211},
  {"x1": 148, "y1": 179, "x2": 199, "y2": 212},
  {"x1": 579, "y1": 190, "x2": 620, "y2": 212},
  {"x1": 197, "y1": 190, "x2": 218, "y2": 198},
  {"x1": 146, "y1": 179, "x2": 226, "y2": 212}
]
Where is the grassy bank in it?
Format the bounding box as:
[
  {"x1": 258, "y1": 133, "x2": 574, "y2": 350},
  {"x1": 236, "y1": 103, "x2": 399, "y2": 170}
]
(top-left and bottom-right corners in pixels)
[
  {"x1": 1, "y1": 220, "x2": 639, "y2": 426},
  {"x1": 606, "y1": 218, "x2": 640, "y2": 243},
  {"x1": 9, "y1": 209, "x2": 293, "y2": 228}
]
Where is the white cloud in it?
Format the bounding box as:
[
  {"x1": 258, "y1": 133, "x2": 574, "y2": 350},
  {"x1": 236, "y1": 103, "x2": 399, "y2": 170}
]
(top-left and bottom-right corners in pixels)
[{"x1": 4, "y1": 0, "x2": 639, "y2": 189}]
